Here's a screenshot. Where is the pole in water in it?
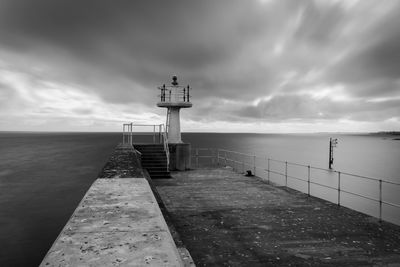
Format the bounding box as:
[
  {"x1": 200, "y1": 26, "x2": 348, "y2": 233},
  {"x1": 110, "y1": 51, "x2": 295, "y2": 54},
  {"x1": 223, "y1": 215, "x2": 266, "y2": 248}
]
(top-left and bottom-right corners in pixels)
[{"x1": 329, "y1": 138, "x2": 338, "y2": 169}]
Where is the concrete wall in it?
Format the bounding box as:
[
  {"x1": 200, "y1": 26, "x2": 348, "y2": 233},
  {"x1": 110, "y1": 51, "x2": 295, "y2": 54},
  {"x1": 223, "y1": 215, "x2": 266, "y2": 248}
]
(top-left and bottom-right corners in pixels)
[{"x1": 40, "y1": 144, "x2": 189, "y2": 266}]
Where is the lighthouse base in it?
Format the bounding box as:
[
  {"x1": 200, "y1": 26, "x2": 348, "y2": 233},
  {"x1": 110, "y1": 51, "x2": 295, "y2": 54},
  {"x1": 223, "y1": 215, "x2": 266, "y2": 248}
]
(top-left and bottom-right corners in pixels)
[{"x1": 168, "y1": 143, "x2": 191, "y2": 171}]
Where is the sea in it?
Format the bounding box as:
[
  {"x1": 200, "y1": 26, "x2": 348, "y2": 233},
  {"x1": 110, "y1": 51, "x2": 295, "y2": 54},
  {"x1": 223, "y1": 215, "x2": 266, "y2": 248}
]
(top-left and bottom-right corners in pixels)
[{"x1": 0, "y1": 132, "x2": 399, "y2": 266}]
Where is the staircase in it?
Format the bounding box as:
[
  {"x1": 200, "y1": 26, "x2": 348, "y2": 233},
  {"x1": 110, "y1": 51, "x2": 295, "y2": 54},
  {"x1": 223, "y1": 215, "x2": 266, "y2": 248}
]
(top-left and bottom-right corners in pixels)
[{"x1": 134, "y1": 144, "x2": 170, "y2": 179}]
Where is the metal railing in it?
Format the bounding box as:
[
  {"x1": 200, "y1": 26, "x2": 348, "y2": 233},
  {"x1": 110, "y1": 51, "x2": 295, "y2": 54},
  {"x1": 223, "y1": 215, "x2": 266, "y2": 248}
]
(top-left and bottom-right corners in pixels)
[
  {"x1": 123, "y1": 124, "x2": 166, "y2": 144},
  {"x1": 122, "y1": 123, "x2": 133, "y2": 145},
  {"x1": 122, "y1": 123, "x2": 170, "y2": 171},
  {"x1": 192, "y1": 148, "x2": 217, "y2": 168},
  {"x1": 158, "y1": 84, "x2": 190, "y2": 103},
  {"x1": 192, "y1": 147, "x2": 400, "y2": 224}
]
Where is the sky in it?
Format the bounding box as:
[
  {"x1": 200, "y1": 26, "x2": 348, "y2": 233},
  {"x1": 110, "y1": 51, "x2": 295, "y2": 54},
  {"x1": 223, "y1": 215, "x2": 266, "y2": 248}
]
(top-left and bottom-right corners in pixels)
[{"x1": 0, "y1": 0, "x2": 399, "y2": 133}]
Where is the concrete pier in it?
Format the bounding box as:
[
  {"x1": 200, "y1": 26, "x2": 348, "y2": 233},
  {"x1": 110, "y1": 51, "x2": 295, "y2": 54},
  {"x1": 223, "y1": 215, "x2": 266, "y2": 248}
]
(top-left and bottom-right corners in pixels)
[
  {"x1": 40, "y1": 145, "x2": 191, "y2": 266},
  {"x1": 41, "y1": 143, "x2": 400, "y2": 266},
  {"x1": 154, "y1": 168, "x2": 400, "y2": 266}
]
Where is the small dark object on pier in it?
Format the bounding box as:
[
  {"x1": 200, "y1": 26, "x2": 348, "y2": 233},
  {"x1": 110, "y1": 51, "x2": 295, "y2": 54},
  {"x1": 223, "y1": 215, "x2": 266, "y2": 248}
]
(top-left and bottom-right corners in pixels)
[
  {"x1": 245, "y1": 170, "x2": 254, "y2": 176},
  {"x1": 172, "y1": 75, "x2": 178, "y2": 86}
]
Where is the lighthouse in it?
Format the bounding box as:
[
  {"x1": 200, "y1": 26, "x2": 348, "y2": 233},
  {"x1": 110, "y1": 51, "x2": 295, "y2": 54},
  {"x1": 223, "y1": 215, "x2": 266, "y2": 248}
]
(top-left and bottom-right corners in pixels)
[
  {"x1": 157, "y1": 75, "x2": 192, "y2": 143},
  {"x1": 157, "y1": 75, "x2": 192, "y2": 170}
]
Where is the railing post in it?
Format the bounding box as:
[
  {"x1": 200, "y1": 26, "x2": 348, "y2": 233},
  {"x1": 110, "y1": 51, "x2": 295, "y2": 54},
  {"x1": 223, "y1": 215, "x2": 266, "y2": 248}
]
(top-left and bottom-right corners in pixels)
[
  {"x1": 122, "y1": 124, "x2": 125, "y2": 144},
  {"x1": 159, "y1": 125, "x2": 162, "y2": 143},
  {"x1": 216, "y1": 148, "x2": 219, "y2": 166},
  {"x1": 153, "y1": 125, "x2": 156, "y2": 143},
  {"x1": 379, "y1": 179, "x2": 382, "y2": 222},
  {"x1": 196, "y1": 148, "x2": 199, "y2": 168},
  {"x1": 285, "y1": 161, "x2": 288, "y2": 187},
  {"x1": 253, "y1": 155, "x2": 256, "y2": 176},
  {"x1": 267, "y1": 158, "x2": 270, "y2": 184},
  {"x1": 307, "y1": 165, "x2": 310, "y2": 196},
  {"x1": 130, "y1": 123, "x2": 133, "y2": 145},
  {"x1": 337, "y1": 172, "x2": 341, "y2": 206}
]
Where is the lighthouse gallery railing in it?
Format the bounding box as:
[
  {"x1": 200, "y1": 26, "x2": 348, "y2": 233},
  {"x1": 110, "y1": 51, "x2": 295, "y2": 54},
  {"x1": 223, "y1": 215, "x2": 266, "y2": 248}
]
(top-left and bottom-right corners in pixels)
[
  {"x1": 192, "y1": 147, "x2": 400, "y2": 224},
  {"x1": 158, "y1": 84, "x2": 190, "y2": 103}
]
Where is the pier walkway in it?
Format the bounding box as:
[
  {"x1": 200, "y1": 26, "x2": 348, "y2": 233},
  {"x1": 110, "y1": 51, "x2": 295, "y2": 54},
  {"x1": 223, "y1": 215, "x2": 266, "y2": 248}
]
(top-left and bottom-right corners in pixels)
[
  {"x1": 154, "y1": 167, "x2": 400, "y2": 266},
  {"x1": 40, "y1": 145, "x2": 190, "y2": 267}
]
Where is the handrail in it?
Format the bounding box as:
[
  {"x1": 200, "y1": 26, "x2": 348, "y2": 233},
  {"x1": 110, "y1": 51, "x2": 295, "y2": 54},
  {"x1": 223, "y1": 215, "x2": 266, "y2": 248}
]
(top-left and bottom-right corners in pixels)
[
  {"x1": 192, "y1": 147, "x2": 400, "y2": 224},
  {"x1": 122, "y1": 123, "x2": 133, "y2": 145},
  {"x1": 268, "y1": 157, "x2": 399, "y2": 184},
  {"x1": 122, "y1": 123, "x2": 170, "y2": 172},
  {"x1": 161, "y1": 124, "x2": 170, "y2": 172},
  {"x1": 131, "y1": 124, "x2": 163, "y2": 127}
]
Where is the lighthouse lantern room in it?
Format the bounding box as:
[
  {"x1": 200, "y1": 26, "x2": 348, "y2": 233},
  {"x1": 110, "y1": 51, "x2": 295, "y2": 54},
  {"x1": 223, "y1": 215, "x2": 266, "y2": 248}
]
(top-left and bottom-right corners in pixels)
[{"x1": 157, "y1": 75, "x2": 192, "y2": 143}]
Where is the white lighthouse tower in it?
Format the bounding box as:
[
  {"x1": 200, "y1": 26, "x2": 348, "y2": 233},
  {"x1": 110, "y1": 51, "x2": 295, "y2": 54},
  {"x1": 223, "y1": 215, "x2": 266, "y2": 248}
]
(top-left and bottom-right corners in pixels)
[
  {"x1": 157, "y1": 75, "x2": 192, "y2": 143},
  {"x1": 157, "y1": 75, "x2": 192, "y2": 170}
]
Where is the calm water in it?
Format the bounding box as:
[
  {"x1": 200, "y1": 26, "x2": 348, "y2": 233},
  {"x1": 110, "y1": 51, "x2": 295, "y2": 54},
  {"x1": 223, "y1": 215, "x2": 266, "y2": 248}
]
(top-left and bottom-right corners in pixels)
[
  {"x1": 0, "y1": 132, "x2": 399, "y2": 266},
  {"x1": 0, "y1": 132, "x2": 120, "y2": 266}
]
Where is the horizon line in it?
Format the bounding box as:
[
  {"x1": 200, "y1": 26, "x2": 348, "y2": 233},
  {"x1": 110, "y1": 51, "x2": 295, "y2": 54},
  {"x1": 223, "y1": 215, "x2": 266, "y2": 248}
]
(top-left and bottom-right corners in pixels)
[{"x1": 1, "y1": 130, "x2": 399, "y2": 135}]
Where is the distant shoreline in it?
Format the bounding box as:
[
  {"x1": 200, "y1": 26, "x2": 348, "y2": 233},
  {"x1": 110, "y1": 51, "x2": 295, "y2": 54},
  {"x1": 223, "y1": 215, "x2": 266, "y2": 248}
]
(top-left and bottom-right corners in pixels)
[{"x1": 1, "y1": 130, "x2": 400, "y2": 135}]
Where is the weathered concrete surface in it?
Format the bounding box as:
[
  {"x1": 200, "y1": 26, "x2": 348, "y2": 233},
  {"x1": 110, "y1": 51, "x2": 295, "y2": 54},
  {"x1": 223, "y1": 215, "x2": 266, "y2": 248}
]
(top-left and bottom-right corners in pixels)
[
  {"x1": 99, "y1": 144, "x2": 145, "y2": 178},
  {"x1": 169, "y1": 143, "x2": 191, "y2": 171},
  {"x1": 40, "y1": 178, "x2": 184, "y2": 266},
  {"x1": 154, "y1": 168, "x2": 400, "y2": 266}
]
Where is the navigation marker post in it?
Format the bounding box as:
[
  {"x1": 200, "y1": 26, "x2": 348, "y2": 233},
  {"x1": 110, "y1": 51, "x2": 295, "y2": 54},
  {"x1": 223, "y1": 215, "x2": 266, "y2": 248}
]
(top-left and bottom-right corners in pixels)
[{"x1": 329, "y1": 138, "x2": 338, "y2": 169}]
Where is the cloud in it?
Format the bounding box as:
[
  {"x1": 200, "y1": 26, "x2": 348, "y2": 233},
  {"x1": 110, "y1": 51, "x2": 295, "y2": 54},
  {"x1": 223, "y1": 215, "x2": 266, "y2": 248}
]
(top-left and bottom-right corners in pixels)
[
  {"x1": 0, "y1": 63, "x2": 163, "y2": 131},
  {"x1": 294, "y1": 1, "x2": 346, "y2": 45},
  {"x1": 234, "y1": 93, "x2": 400, "y2": 122},
  {"x1": 0, "y1": 0, "x2": 399, "y2": 131},
  {"x1": 323, "y1": 1, "x2": 400, "y2": 99}
]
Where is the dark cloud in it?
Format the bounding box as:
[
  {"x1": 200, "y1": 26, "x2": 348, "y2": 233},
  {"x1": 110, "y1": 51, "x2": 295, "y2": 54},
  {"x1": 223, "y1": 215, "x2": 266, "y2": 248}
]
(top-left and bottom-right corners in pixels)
[
  {"x1": 325, "y1": 2, "x2": 400, "y2": 99},
  {"x1": 0, "y1": 0, "x2": 281, "y2": 100},
  {"x1": 329, "y1": 30, "x2": 400, "y2": 84},
  {"x1": 0, "y1": 0, "x2": 399, "y2": 131}
]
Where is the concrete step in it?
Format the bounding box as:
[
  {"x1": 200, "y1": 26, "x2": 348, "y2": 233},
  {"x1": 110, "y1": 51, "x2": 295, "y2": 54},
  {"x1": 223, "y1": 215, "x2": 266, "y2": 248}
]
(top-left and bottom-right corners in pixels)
[
  {"x1": 135, "y1": 144, "x2": 170, "y2": 179},
  {"x1": 142, "y1": 164, "x2": 167, "y2": 170},
  {"x1": 142, "y1": 160, "x2": 167, "y2": 166},
  {"x1": 135, "y1": 144, "x2": 164, "y2": 147},
  {"x1": 139, "y1": 152, "x2": 166, "y2": 156},
  {"x1": 137, "y1": 149, "x2": 166, "y2": 153},
  {"x1": 135, "y1": 145, "x2": 165, "y2": 151},
  {"x1": 148, "y1": 171, "x2": 171, "y2": 179},
  {"x1": 143, "y1": 166, "x2": 168, "y2": 170},
  {"x1": 142, "y1": 160, "x2": 167, "y2": 164},
  {"x1": 138, "y1": 151, "x2": 166, "y2": 155},
  {"x1": 141, "y1": 156, "x2": 167, "y2": 161},
  {"x1": 142, "y1": 157, "x2": 168, "y2": 161},
  {"x1": 141, "y1": 152, "x2": 167, "y2": 156}
]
